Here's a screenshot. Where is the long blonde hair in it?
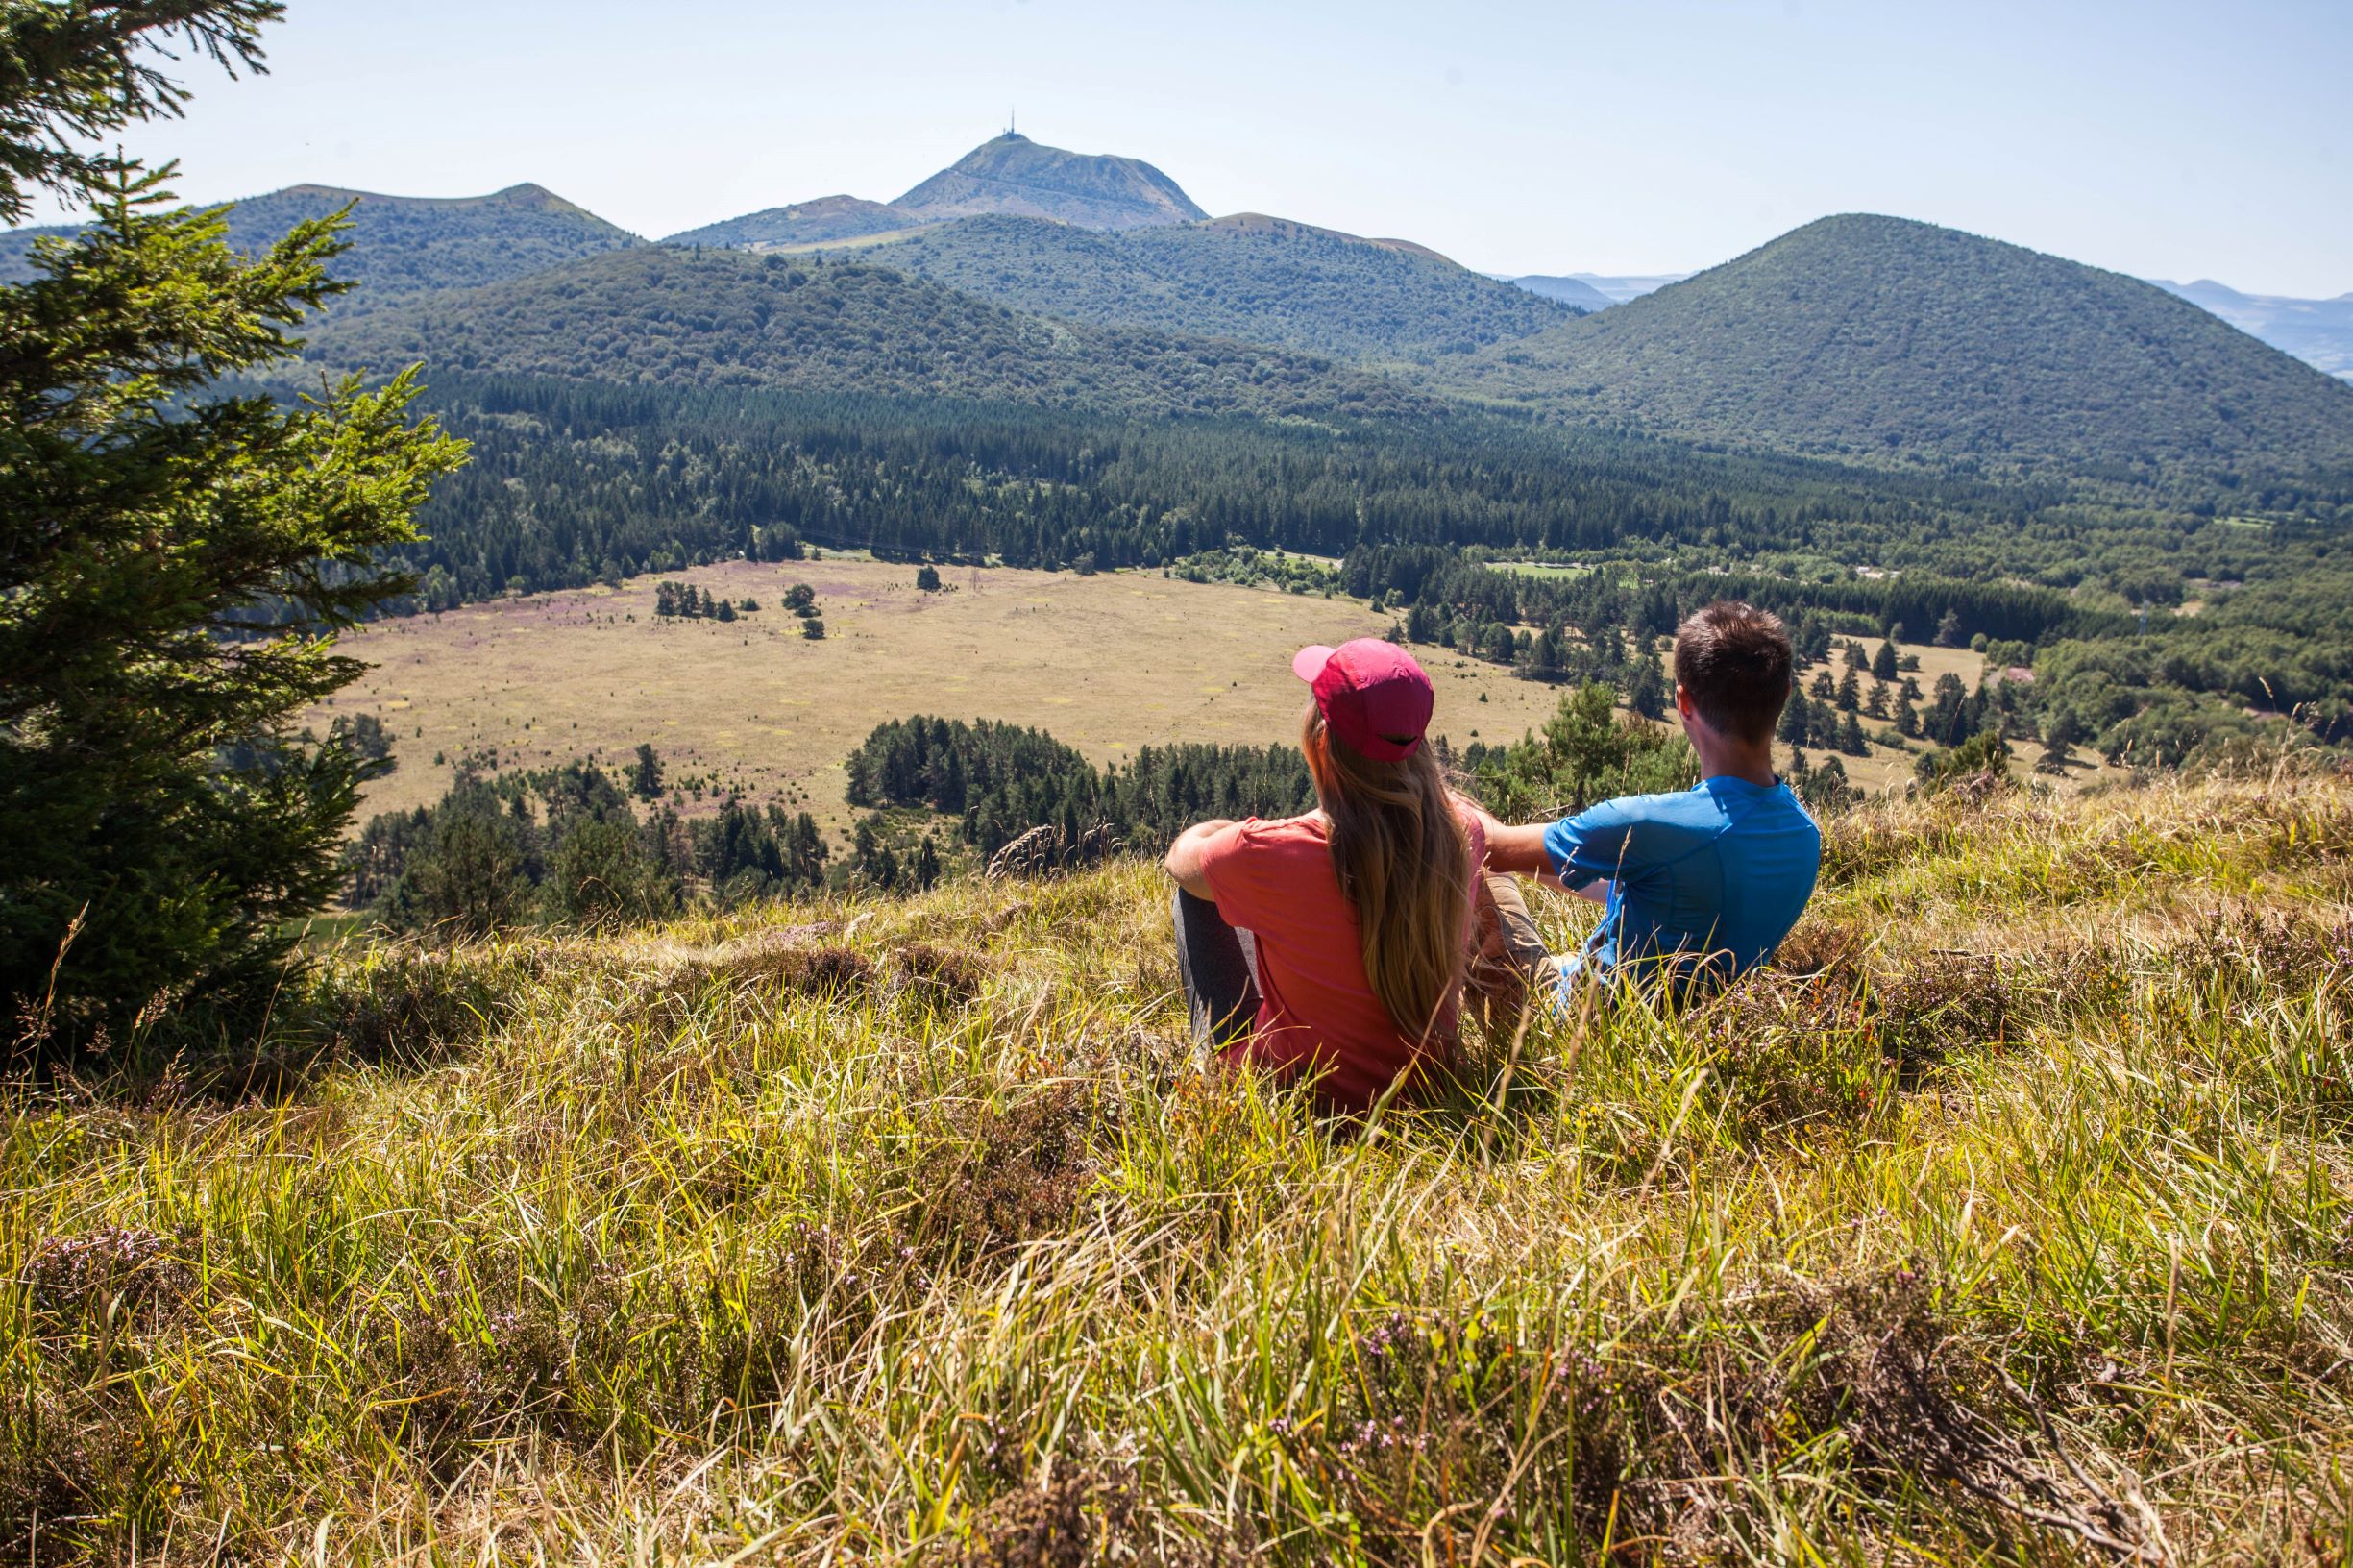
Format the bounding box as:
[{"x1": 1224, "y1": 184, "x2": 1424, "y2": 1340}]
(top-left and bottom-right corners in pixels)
[{"x1": 1301, "y1": 704, "x2": 1472, "y2": 1041}]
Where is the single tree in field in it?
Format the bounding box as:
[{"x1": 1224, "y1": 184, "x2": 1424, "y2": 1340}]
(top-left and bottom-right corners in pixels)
[
  {"x1": 916, "y1": 564, "x2": 942, "y2": 592},
  {"x1": 1837, "y1": 710, "x2": 1869, "y2": 756},
  {"x1": 1934, "y1": 608, "x2": 1966, "y2": 648},
  {"x1": 1872, "y1": 640, "x2": 1900, "y2": 682},
  {"x1": 1777, "y1": 694, "x2": 1811, "y2": 746},
  {"x1": 0, "y1": 1, "x2": 467, "y2": 1046},
  {"x1": 1835, "y1": 666, "x2": 1861, "y2": 712},
  {"x1": 1624, "y1": 655, "x2": 1668, "y2": 721},
  {"x1": 631, "y1": 745, "x2": 666, "y2": 800}
]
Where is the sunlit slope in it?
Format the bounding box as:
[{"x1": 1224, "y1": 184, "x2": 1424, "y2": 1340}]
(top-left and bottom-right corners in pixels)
[{"x1": 5, "y1": 774, "x2": 2349, "y2": 1560}]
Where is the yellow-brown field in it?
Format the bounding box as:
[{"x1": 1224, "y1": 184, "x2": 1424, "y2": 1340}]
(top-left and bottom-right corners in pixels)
[
  {"x1": 311, "y1": 561, "x2": 1570, "y2": 832},
  {"x1": 310, "y1": 559, "x2": 2002, "y2": 837}
]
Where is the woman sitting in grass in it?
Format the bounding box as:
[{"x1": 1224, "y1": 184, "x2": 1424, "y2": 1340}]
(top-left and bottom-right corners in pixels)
[{"x1": 1164, "y1": 639, "x2": 1548, "y2": 1111}]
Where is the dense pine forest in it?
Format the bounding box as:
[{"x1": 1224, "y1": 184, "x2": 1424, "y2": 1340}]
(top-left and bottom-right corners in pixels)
[{"x1": 365, "y1": 368, "x2": 2353, "y2": 772}]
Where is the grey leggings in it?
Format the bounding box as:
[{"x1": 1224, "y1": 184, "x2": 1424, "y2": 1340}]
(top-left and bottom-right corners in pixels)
[{"x1": 1172, "y1": 888, "x2": 1261, "y2": 1047}]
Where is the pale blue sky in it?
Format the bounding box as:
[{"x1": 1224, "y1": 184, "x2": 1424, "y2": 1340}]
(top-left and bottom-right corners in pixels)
[{"x1": 33, "y1": 0, "x2": 2353, "y2": 295}]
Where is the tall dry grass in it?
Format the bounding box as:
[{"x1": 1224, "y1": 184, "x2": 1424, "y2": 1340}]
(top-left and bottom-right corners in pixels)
[{"x1": 3, "y1": 776, "x2": 2350, "y2": 1564}]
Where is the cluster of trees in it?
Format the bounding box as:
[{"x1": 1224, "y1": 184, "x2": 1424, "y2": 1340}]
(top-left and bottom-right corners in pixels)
[
  {"x1": 349, "y1": 751, "x2": 829, "y2": 935},
  {"x1": 1456, "y1": 684, "x2": 1699, "y2": 822},
  {"x1": 653, "y1": 581, "x2": 756, "y2": 620},
  {"x1": 848, "y1": 817, "x2": 945, "y2": 893},
  {"x1": 844, "y1": 716, "x2": 1314, "y2": 867}
]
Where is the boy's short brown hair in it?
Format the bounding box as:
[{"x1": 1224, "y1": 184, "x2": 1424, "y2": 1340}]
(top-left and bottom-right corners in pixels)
[{"x1": 1673, "y1": 600, "x2": 1793, "y2": 744}]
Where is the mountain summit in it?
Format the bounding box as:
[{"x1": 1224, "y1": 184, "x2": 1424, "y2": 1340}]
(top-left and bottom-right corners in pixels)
[
  {"x1": 1450, "y1": 212, "x2": 2353, "y2": 473},
  {"x1": 892, "y1": 132, "x2": 1205, "y2": 230}
]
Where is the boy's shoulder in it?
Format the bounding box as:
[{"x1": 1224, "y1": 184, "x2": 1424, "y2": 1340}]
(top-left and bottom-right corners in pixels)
[{"x1": 1590, "y1": 784, "x2": 1728, "y2": 832}]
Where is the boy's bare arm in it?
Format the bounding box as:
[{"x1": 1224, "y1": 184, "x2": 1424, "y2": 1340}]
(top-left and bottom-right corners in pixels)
[
  {"x1": 1458, "y1": 800, "x2": 1610, "y2": 903},
  {"x1": 1483, "y1": 821, "x2": 1553, "y2": 876}
]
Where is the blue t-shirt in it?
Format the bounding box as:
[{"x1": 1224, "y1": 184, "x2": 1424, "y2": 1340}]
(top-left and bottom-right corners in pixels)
[{"x1": 1542, "y1": 776, "x2": 1822, "y2": 983}]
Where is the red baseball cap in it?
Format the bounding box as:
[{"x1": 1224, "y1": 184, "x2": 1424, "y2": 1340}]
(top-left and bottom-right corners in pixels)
[{"x1": 1293, "y1": 639, "x2": 1435, "y2": 762}]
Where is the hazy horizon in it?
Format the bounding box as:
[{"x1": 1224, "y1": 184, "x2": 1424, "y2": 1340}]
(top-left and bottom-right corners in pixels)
[{"x1": 14, "y1": 0, "x2": 2350, "y2": 297}]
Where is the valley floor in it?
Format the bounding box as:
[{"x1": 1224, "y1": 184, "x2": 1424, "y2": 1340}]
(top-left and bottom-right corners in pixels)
[
  {"x1": 6, "y1": 775, "x2": 2348, "y2": 1562},
  {"x1": 311, "y1": 560, "x2": 1575, "y2": 835},
  {"x1": 309, "y1": 560, "x2": 2006, "y2": 844}
]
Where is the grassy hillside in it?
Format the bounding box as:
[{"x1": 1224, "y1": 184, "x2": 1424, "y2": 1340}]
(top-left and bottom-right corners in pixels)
[
  {"x1": 299, "y1": 248, "x2": 1447, "y2": 419},
  {"x1": 1448, "y1": 213, "x2": 2353, "y2": 478},
  {"x1": 893, "y1": 131, "x2": 1206, "y2": 230},
  {"x1": 861, "y1": 212, "x2": 1580, "y2": 361},
  {"x1": 6, "y1": 775, "x2": 2349, "y2": 1560},
  {"x1": 0, "y1": 182, "x2": 642, "y2": 301}
]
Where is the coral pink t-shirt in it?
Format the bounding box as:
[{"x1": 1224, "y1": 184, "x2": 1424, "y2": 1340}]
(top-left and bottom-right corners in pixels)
[{"x1": 1194, "y1": 811, "x2": 1485, "y2": 1111}]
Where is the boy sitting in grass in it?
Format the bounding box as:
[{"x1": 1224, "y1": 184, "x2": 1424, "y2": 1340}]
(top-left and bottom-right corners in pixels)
[{"x1": 1468, "y1": 600, "x2": 1823, "y2": 992}]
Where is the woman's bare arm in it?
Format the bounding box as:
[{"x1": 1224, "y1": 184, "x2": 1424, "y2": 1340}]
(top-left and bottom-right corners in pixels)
[{"x1": 1163, "y1": 819, "x2": 1234, "y2": 899}]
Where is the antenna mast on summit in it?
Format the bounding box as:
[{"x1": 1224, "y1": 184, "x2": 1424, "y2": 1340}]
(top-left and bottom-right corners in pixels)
[{"x1": 1007, "y1": 107, "x2": 1016, "y2": 135}]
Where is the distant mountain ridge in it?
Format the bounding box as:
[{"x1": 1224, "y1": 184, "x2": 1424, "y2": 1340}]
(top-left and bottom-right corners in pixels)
[
  {"x1": 0, "y1": 181, "x2": 641, "y2": 299},
  {"x1": 1444, "y1": 213, "x2": 2353, "y2": 476},
  {"x1": 299, "y1": 248, "x2": 1447, "y2": 421},
  {"x1": 852, "y1": 211, "x2": 1576, "y2": 361},
  {"x1": 891, "y1": 132, "x2": 1204, "y2": 230},
  {"x1": 2148, "y1": 278, "x2": 2353, "y2": 380},
  {"x1": 1506, "y1": 275, "x2": 1618, "y2": 310},
  {"x1": 665, "y1": 194, "x2": 920, "y2": 250}
]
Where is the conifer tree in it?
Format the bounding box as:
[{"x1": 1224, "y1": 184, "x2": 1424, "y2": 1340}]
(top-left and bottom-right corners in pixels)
[
  {"x1": 631, "y1": 744, "x2": 665, "y2": 800},
  {"x1": 0, "y1": 2, "x2": 466, "y2": 1043}
]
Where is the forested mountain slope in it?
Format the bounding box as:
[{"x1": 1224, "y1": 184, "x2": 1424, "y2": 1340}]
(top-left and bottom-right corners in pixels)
[
  {"x1": 891, "y1": 131, "x2": 1204, "y2": 229},
  {"x1": 859, "y1": 212, "x2": 1578, "y2": 361},
  {"x1": 662, "y1": 194, "x2": 922, "y2": 249},
  {"x1": 1507, "y1": 273, "x2": 1619, "y2": 310},
  {"x1": 0, "y1": 182, "x2": 641, "y2": 299},
  {"x1": 1447, "y1": 213, "x2": 2353, "y2": 477},
  {"x1": 298, "y1": 248, "x2": 1446, "y2": 419}
]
